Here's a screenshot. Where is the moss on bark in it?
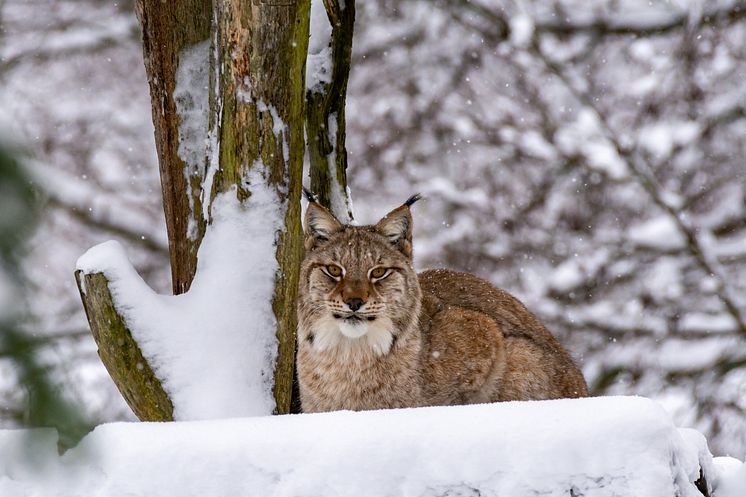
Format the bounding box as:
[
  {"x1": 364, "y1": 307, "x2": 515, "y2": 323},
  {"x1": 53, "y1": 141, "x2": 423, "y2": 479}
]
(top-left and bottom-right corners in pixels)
[{"x1": 75, "y1": 271, "x2": 173, "y2": 421}]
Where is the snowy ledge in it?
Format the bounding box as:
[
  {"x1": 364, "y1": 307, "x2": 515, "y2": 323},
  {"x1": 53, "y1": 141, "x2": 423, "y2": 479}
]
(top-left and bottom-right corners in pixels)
[{"x1": 3, "y1": 396, "x2": 743, "y2": 497}]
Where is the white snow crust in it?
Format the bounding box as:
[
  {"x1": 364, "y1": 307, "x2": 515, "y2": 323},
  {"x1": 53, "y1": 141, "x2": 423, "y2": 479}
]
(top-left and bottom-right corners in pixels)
[
  {"x1": 0, "y1": 396, "x2": 719, "y2": 497},
  {"x1": 174, "y1": 40, "x2": 210, "y2": 240},
  {"x1": 325, "y1": 112, "x2": 354, "y2": 223},
  {"x1": 202, "y1": 21, "x2": 223, "y2": 222},
  {"x1": 255, "y1": 99, "x2": 290, "y2": 165},
  {"x1": 75, "y1": 177, "x2": 284, "y2": 419},
  {"x1": 306, "y1": 0, "x2": 333, "y2": 92},
  {"x1": 713, "y1": 456, "x2": 746, "y2": 497}
]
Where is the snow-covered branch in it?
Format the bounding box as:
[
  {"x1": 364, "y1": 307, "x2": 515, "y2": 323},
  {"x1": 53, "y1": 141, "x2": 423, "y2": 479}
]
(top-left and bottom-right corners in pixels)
[
  {"x1": 533, "y1": 1, "x2": 746, "y2": 37},
  {"x1": 527, "y1": 37, "x2": 746, "y2": 338},
  {"x1": 433, "y1": 0, "x2": 746, "y2": 40},
  {"x1": 306, "y1": 0, "x2": 355, "y2": 222},
  {"x1": 0, "y1": 19, "x2": 138, "y2": 76},
  {"x1": 26, "y1": 160, "x2": 168, "y2": 254}
]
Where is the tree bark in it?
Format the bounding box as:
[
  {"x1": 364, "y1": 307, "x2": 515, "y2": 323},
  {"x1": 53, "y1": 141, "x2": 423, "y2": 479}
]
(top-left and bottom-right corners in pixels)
[
  {"x1": 75, "y1": 0, "x2": 310, "y2": 419},
  {"x1": 695, "y1": 468, "x2": 711, "y2": 497},
  {"x1": 75, "y1": 272, "x2": 173, "y2": 420},
  {"x1": 306, "y1": 0, "x2": 355, "y2": 221}
]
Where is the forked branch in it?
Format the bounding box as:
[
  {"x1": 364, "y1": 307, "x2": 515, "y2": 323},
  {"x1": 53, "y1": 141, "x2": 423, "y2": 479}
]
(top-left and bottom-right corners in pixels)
[{"x1": 306, "y1": 0, "x2": 355, "y2": 221}]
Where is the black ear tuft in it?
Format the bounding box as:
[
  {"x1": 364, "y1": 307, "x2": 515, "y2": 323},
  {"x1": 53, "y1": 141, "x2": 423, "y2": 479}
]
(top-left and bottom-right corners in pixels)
[
  {"x1": 404, "y1": 193, "x2": 422, "y2": 207},
  {"x1": 375, "y1": 198, "x2": 418, "y2": 258},
  {"x1": 304, "y1": 200, "x2": 343, "y2": 251},
  {"x1": 302, "y1": 186, "x2": 318, "y2": 204}
]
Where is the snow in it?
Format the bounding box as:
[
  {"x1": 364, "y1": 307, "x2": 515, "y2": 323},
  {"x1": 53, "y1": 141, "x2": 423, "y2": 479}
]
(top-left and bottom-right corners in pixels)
[
  {"x1": 325, "y1": 112, "x2": 354, "y2": 223},
  {"x1": 510, "y1": 15, "x2": 535, "y2": 47},
  {"x1": 1, "y1": 14, "x2": 135, "y2": 64},
  {"x1": 6, "y1": 0, "x2": 746, "y2": 462},
  {"x1": 693, "y1": 183, "x2": 744, "y2": 230},
  {"x1": 202, "y1": 20, "x2": 224, "y2": 222},
  {"x1": 659, "y1": 337, "x2": 740, "y2": 371},
  {"x1": 549, "y1": 250, "x2": 608, "y2": 293},
  {"x1": 627, "y1": 215, "x2": 686, "y2": 251},
  {"x1": 76, "y1": 176, "x2": 285, "y2": 419},
  {"x1": 554, "y1": 109, "x2": 628, "y2": 179},
  {"x1": 0, "y1": 396, "x2": 720, "y2": 497},
  {"x1": 644, "y1": 257, "x2": 683, "y2": 301},
  {"x1": 256, "y1": 99, "x2": 290, "y2": 165},
  {"x1": 680, "y1": 312, "x2": 737, "y2": 334},
  {"x1": 549, "y1": 261, "x2": 584, "y2": 293},
  {"x1": 174, "y1": 40, "x2": 210, "y2": 240},
  {"x1": 713, "y1": 457, "x2": 746, "y2": 497},
  {"x1": 306, "y1": 0, "x2": 333, "y2": 92},
  {"x1": 714, "y1": 233, "x2": 746, "y2": 260},
  {"x1": 638, "y1": 121, "x2": 700, "y2": 159}
]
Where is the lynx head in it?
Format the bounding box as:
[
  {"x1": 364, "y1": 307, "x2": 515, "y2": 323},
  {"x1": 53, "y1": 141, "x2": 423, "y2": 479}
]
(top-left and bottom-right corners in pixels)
[{"x1": 297, "y1": 190, "x2": 423, "y2": 356}]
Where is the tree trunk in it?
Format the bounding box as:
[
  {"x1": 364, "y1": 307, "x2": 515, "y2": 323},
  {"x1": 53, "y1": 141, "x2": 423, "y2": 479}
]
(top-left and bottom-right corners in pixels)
[
  {"x1": 209, "y1": 0, "x2": 310, "y2": 415},
  {"x1": 76, "y1": 0, "x2": 311, "y2": 420},
  {"x1": 136, "y1": 0, "x2": 212, "y2": 295},
  {"x1": 306, "y1": 0, "x2": 355, "y2": 221}
]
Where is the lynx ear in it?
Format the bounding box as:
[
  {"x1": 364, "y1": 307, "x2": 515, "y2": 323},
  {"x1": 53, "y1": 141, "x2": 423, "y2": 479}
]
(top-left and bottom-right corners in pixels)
[
  {"x1": 375, "y1": 194, "x2": 421, "y2": 258},
  {"x1": 303, "y1": 188, "x2": 343, "y2": 250}
]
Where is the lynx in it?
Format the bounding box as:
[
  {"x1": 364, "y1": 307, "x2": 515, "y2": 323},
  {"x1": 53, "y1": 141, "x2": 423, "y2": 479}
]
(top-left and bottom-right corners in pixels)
[{"x1": 297, "y1": 190, "x2": 588, "y2": 413}]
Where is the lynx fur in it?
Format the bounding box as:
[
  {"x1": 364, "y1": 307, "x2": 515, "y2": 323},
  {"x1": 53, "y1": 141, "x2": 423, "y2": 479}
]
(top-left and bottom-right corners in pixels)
[{"x1": 297, "y1": 192, "x2": 588, "y2": 413}]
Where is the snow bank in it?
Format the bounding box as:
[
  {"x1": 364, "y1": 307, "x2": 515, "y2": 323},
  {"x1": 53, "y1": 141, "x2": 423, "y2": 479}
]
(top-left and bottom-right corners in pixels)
[
  {"x1": 76, "y1": 179, "x2": 284, "y2": 419},
  {"x1": 0, "y1": 397, "x2": 721, "y2": 497}
]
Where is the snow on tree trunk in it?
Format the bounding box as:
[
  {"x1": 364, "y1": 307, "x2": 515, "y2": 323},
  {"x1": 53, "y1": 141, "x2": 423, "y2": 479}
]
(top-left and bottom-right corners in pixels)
[
  {"x1": 75, "y1": 0, "x2": 311, "y2": 420},
  {"x1": 207, "y1": 0, "x2": 310, "y2": 415},
  {"x1": 305, "y1": 0, "x2": 355, "y2": 222},
  {"x1": 136, "y1": 0, "x2": 212, "y2": 295}
]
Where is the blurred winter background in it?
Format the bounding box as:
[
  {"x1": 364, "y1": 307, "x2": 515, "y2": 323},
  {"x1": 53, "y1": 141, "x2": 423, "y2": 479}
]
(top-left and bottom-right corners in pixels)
[{"x1": 1, "y1": 0, "x2": 745, "y2": 456}]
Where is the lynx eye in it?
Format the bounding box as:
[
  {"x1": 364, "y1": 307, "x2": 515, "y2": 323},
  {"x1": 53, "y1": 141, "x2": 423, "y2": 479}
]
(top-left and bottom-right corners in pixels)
[
  {"x1": 325, "y1": 265, "x2": 343, "y2": 278},
  {"x1": 370, "y1": 267, "x2": 389, "y2": 280}
]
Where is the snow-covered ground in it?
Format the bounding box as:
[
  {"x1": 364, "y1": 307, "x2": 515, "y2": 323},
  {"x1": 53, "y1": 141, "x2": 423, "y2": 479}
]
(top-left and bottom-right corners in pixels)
[{"x1": 3, "y1": 396, "x2": 744, "y2": 497}]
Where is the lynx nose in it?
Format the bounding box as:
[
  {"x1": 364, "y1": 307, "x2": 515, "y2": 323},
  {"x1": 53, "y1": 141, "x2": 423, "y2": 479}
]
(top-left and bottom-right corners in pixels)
[{"x1": 345, "y1": 298, "x2": 365, "y2": 312}]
